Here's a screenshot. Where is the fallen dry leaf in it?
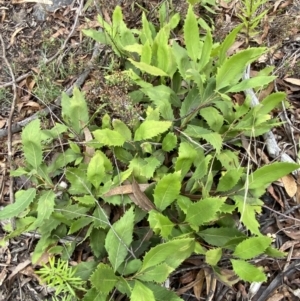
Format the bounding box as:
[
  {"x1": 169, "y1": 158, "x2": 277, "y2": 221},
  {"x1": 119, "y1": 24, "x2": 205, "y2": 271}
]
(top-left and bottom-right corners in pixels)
[
  {"x1": 284, "y1": 78, "x2": 300, "y2": 86},
  {"x1": 104, "y1": 183, "x2": 150, "y2": 197},
  {"x1": 280, "y1": 175, "x2": 297, "y2": 197},
  {"x1": 193, "y1": 269, "x2": 205, "y2": 300}
]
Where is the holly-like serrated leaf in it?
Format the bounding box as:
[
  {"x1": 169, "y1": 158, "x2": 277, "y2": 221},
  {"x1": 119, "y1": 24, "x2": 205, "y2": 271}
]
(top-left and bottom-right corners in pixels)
[
  {"x1": 184, "y1": 125, "x2": 222, "y2": 153},
  {"x1": 185, "y1": 197, "x2": 226, "y2": 226},
  {"x1": 184, "y1": 5, "x2": 200, "y2": 62},
  {"x1": 162, "y1": 132, "x2": 177, "y2": 152},
  {"x1": 206, "y1": 248, "x2": 222, "y2": 266},
  {"x1": 0, "y1": 188, "x2": 36, "y2": 219},
  {"x1": 234, "y1": 196, "x2": 263, "y2": 235},
  {"x1": 34, "y1": 190, "x2": 55, "y2": 226},
  {"x1": 154, "y1": 172, "x2": 181, "y2": 211},
  {"x1": 141, "y1": 40, "x2": 152, "y2": 64},
  {"x1": 199, "y1": 227, "x2": 246, "y2": 247},
  {"x1": 137, "y1": 263, "x2": 173, "y2": 283},
  {"x1": 231, "y1": 259, "x2": 267, "y2": 282},
  {"x1": 172, "y1": 41, "x2": 192, "y2": 79},
  {"x1": 22, "y1": 119, "x2": 42, "y2": 169},
  {"x1": 87, "y1": 152, "x2": 106, "y2": 188},
  {"x1": 140, "y1": 12, "x2": 153, "y2": 45},
  {"x1": 198, "y1": 29, "x2": 212, "y2": 71},
  {"x1": 148, "y1": 211, "x2": 174, "y2": 239},
  {"x1": 227, "y1": 76, "x2": 276, "y2": 93},
  {"x1": 175, "y1": 142, "x2": 198, "y2": 178},
  {"x1": 113, "y1": 119, "x2": 132, "y2": 141},
  {"x1": 90, "y1": 263, "x2": 119, "y2": 295},
  {"x1": 134, "y1": 120, "x2": 171, "y2": 141},
  {"x1": 199, "y1": 107, "x2": 224, "y2": 132},
  {"x1": 216, "y1": 169, "x2": 243, "y2": 192},
  {"x1": 105, "y1": 207, "x2": 135, "y2": 271},
  {"x1": 248, "y1": 162, "x2": 299, "y2": 189},
  {"x1": 93, "y1": 129, "x2": 126, "y2": 146},
  {"x1": 140, "y1": 238, "x2": 194, "y2": 272},
  {"x1": 69, "y1": 217, "x2": 92, "y2": 235},
  {"x1": 216, "y1": 48, "x2": 266, "y2": 91},
  {"x1": 73, "y1": 195, "x2": 95, "y2": 207},
  {"x1": 131, "y1": 280, "x2": 156, "y2": 301},
  {"x1": 265, "y1": 246, "x2": 286, "y2": 258},
  {"x1": 66, "y1": 166, "x2": 91, "y2": 195},
  {"x1": 234, "y1": 236, "x2": 272, "y2": 260},
  {"x1": 217, "y1": 150, "x2": 239, "y2": 171}
]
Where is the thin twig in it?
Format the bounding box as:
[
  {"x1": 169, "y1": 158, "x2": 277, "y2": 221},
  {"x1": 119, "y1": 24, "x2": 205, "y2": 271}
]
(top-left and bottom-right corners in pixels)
[{"x1": 0, "y1": 33, "x2": 16, "y2": 229}]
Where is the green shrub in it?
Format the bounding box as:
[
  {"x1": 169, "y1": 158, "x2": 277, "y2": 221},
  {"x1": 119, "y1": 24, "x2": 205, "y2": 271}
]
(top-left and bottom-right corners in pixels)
[{"x1": 0, "y1": 2, "x2": 296, "y2": 301}]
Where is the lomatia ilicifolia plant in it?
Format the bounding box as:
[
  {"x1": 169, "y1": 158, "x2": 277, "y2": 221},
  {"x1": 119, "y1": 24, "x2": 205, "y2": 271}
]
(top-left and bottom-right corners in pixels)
[{"x1": 0, "y1": 1, "x2": 297, "y2": 300}]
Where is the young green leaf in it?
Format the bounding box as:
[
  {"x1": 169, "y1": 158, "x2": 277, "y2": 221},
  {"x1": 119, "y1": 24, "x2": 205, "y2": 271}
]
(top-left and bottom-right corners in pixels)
[
  {"x1": 140, "y1": 238, "x2": 194, "y2": 272},
  {"x1": 87, "y1": 151, "x2": 106, "y2": 188},
  {"x1": 162, "y1": 132, "x2": 177, "y2": 152},
  {"x1": 231, "y1": 259, "x2": 267, "y2": 282},
  {"x1": 82, "y1": 287, "x2": 106, "y2": 301},
  {"x1": 184, "y1": 5, "x2": 200, "y2": 62},
  {"x1": 90, "y1": 263, "x2": 119, "y2": 295},
  {"x1": 140, "y1": 12, "x2": 153, "y2": 45},
  {"x1": 141, "y1": 40, "x2": 152, "y2": 64},
  {"x1": 175, "y1": 142, "x2": 198, "y2": 178},
  {"x1": 148, "y1": 211, "x2": 175, "y2": 239},
  {"x1": 234, "y1": 236, "x2": 272, "y2": 260},
  {"x1": 199, "y1": 106, "x2": 224, "y2": 132},
  {"x1": 144, "y1": 283, "x2": 183, "y2": 301},
  {"x1": 248, "y1": 162, "x2": 299, "y2": 189},
  {"x1": 0, "y1": 188, "x2": 36, "y2": 219},
  {"x1": 185, "y1": 197, "x2": 226, "y2": 226},
  {"x1": 227, "y1": 76, "x2": 276, "y2": 93},
  {"x1": 113, "y1": 119, "x2": 132, "y2": 141},
  {"x1": 134, "y1": 120, "x2": 171, "y2": 141},
  {"x1": 172, "y1": 41, "x2": 192, "y2": 79},
  {"x1": 131, "y1": 280, "x2": 156, "y2": 301},
  {"x1": 154, "y1": 172, "x2": 181, "y2": 211},
  {"x1": 34, "y1": 190, "x2": 55, "y2": 226},
  {"x1": 22, "y1": 119, "x2": 42, "y2": 169},
  {"x1": 61, "y1": 86, "x2": 89, "y2": 134},
  {"x1": 66, "y1": 166, "x2": 91, "y2": 195},
  {"x1": 216, "y1": 48, "x2": 266, "y2": 91},
  {"x1": 93, "y1": 128, "x2": 126, "y2": 146},
  {"x1": 128, "y1": 59, "x2": 168, "y2": 76},
  {"x1": 137, "y1": 263, "x2": 173, "y2": 283},
  {"x1": 198, "y1": 29, "x2": 212, "y2": 71},
  {"x1": 105, "y1": 207, "x2": 135, "y2": 271},
  {"x1": 234, "y1": 196, "x2": 263, "y2": 235},
  {"x1": 206, "y1": 248, "x2": 222, "y2": 266}
]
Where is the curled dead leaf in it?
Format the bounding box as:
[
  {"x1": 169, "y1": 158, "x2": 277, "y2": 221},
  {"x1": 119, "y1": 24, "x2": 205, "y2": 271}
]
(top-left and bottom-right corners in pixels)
[{"x1": 280, "y1": 175, "x2": 297, "y2": 198}]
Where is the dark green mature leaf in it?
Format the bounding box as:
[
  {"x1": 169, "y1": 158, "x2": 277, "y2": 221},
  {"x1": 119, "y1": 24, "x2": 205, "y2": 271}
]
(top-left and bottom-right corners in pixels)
[
  {"x1": 216, "y1": 48, "x2": 266, "y2": 91},
  {"x1": 134, "y1": 120, "x2": 172, "y2": 141},
  {"x1": 82, "y1": 287, "x2": 106, "y2": 301},
  {"x1": 69, "y1": 217, "x2": 92, "y2": 235},
  {"x1": 200, "y1": 107, "x2": 224, "y2": 132},
  {"x1": 199, "y1": 227, "x2": 246, "y2": 247},
  {"x1": 231, "y1": 259, "x2": 266, "y2": 282},
  {"x1": 185, "y1": 197, "x2": 226, "y2": 226},
  {"x1": 248, "y1": 162, "x2": 299, "y2": 189},
  {"x1": 216, "y1": 169, "x2": 243, "y2": 192},
  {"x1": 93, "y1": 129, "x2": 126, "y2": 146},
  {"x1": 184, "y1": 5, "x2": 200, "y2": 62},
  {"x1": 140, "y1": 238, "x2": 194, "y2": 272},
  {"x1": 73, "y1": 261, "x2": 98, "y2": 281},
  {"x1": 90, "y1": 263, "x2": 119, "y2": 295},
  {"x1": 105, "y1": 207, "x2": 135, "y2": 271},
  {"x1": 131, "y1": 280, "x2": 156, "y2": 301},
  {"x1": 22, "y1": 119, "x2": 42, "y2": 169},
  {"x1": 0, "y1": 188, "x2": 36, "y2": 219},
  {"x1": 154, "y1": 172, "x2": 181, "y2": 211},
  {"x1": 234, "y1": 236, "x2": 272, "y2": 259},
  {"x1": 90, "y1": 228, "x2": 106, "y2": 258}
]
